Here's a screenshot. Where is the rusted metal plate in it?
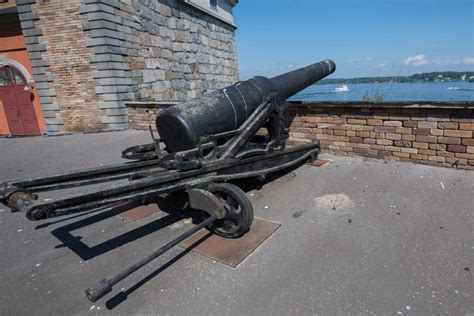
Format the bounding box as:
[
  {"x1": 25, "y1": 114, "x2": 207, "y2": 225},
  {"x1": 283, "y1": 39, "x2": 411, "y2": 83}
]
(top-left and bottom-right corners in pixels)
[
  {"x1": 119, "y1": 203, "x2": 161, "y2": 222},
  {"x1": 179, "y1": 217, "x2": 280, "y2": 267},
  {"x1": 307, "y1": 159, "x2": 330, "y2": 167}
]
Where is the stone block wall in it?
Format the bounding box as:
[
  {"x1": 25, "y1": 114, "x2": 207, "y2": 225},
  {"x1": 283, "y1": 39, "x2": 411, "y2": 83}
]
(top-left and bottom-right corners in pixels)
[
  {"x1": 81, "y1": 0, "x2": 238, "y2": 131},
  {"x1": 286, "y1": 102, "x2": 474, "y2": 170},
  {"x1": 125, "y1": 0, "x2": 239, "y2": 101},
  {"x1": 16, "y1": 0, "x2": 238, "y2": 134}
]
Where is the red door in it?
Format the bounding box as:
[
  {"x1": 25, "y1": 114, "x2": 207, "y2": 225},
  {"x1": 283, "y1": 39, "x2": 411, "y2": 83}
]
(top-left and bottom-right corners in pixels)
[{"x1": 0, "y1": 66, "x2": 41, "y2": 136}]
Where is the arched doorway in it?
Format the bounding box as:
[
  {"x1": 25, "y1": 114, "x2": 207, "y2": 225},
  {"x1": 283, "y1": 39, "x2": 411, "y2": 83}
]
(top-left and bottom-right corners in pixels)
[{"x1": 0, "y1": 65, "x2": 41, "y2": 136}]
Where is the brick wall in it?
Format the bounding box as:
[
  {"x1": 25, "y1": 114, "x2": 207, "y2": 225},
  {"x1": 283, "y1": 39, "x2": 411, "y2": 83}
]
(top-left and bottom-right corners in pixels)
[
  {"x1": 286, "y1": 102, "x2": 474, "y2": 170},
  {"x1": 126, "y1": 101, "x2": 176, "y2": 131},
  {"x1": 31, "y1": 0, "x2": 103, "y2": 133},
  {"x1": 17, "y1": 0, "x2": 239, "y2": 134}
]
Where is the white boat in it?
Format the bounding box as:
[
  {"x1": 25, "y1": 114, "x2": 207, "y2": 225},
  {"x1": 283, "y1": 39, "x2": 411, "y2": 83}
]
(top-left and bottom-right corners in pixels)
[{"x1": 335, "y1": 84, "x2": 350, "y2": 92}]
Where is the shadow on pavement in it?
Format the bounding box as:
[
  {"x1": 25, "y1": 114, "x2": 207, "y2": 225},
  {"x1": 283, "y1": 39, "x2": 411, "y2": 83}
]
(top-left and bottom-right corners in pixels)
[
  {"x1": 105, "y1": 231, "x2": 213, "y2": 310},
  {"x1": 50, "y1": 202, "x2": 184, "y2": 260},
  {"x1": 35, "y1": 207, "x2": 111, "y2": 230}
]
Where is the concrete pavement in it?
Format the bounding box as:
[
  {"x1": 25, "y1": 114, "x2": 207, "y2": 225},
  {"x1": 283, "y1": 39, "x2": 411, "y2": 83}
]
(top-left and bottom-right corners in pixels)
[{"x1": 0, "y1": 131, "x2": 472, "y2": 315}]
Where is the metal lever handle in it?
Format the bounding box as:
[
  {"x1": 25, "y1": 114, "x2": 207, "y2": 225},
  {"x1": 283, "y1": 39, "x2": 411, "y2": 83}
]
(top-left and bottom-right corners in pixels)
[{"x1": 85, "y1": 214, "x2": 216, "y2": 302}]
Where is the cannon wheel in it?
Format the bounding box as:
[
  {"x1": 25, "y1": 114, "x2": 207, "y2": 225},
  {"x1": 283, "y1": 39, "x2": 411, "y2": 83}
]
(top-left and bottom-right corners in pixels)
[{"x1": 206, "y1": 183, "x2": 253, "y2": 238}]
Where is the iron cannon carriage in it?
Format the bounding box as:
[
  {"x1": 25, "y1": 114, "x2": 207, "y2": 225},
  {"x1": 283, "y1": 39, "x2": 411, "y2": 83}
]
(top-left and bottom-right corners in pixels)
[{"x1": 0, "y1": 59, "x2": 335, "y2": 302}]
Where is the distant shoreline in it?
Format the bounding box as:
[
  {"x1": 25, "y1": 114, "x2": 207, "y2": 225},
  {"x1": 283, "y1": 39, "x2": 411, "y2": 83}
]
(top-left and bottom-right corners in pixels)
[{"x1": 318, "y1": 71, "x2": 474, "y2": 85}]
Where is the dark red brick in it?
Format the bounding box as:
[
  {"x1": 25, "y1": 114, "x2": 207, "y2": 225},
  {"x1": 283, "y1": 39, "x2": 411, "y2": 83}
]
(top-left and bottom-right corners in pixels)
[
  {"x1": 447, "y1": 145, "x2": 466, "y2": 153},
  {"x1": 394, "y1": 140, "x2": 411, "y2": 147},
  {"x1": 403, "y1": 120, "x2": 418, "y2": 128},
  {"x1": 415, "y1": 135, "x2": 438, "y2": 143},
  {"x1": 350, "y1": 137, "x2": 363, "y2": 143},
  {"x1": 438, "y1": 137, "x2": 461, "y2": 145},
  {"x1": 353, "y1": 147, "x2": 368, "y2": 154},
  {"x1": 378, "y1": 150, "x2": 391, "y2": 157},
  {"x1": 374, "y1": 126, "x2": 396, "y2": 133},
  {"x1": 412, "y1": 128, "x2": 430, "y2": 136}
]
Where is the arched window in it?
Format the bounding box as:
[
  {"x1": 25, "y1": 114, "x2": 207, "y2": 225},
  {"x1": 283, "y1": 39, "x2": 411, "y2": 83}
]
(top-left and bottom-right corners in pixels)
[
  {"x1": 0, "y1": 59, "x2": 34, "y2": 86},
  {"x1": 0, "y1": 66, "x2": 27, "y2": 86},
  {"x1": 11, "y1": 67, "x2": 27, "y2": 85},
  {"x1": 0, "y1": 67, "x2": 12, "y2": 86}
]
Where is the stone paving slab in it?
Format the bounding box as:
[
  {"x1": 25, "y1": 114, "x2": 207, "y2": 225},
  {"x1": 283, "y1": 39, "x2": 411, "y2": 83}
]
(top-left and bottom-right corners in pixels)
[{"x1": 179, "y1": 217, "x2": 280, "y2": 267}]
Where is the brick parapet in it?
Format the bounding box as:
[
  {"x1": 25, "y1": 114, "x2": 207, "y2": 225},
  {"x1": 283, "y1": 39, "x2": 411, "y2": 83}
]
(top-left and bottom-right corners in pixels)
[
  {"x1": 286, "y1": 102, "x2": 474, "y2": 170},
  {"x1": 126, "y1": 101, "x2": 473, "y2": 169}
]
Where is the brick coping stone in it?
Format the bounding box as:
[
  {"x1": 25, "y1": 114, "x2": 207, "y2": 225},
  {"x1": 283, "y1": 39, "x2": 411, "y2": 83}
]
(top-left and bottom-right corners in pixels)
[{"x1": 289, "y1": 101, "x2": 474, "y2": 109}]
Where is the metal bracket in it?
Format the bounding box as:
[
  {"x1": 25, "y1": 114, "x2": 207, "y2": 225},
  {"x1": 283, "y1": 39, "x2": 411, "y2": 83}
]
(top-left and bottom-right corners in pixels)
[{"x1": 186, "y1": 188, "x2": 226, "y2": 219}]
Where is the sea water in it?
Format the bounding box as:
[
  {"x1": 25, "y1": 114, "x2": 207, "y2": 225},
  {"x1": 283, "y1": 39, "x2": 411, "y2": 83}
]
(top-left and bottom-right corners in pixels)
[{"x1": 290, "y1": 81, "x2": 474, "y2": 102}]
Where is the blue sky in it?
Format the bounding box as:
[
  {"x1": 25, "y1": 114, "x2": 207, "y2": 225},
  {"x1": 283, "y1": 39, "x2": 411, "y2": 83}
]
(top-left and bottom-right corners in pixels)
[{"x1": 234, "y1": 0, "x2": 474, "y2": 79}]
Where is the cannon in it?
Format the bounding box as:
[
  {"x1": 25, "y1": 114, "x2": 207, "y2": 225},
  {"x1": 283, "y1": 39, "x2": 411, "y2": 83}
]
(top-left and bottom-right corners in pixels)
[{"x1": 0, "y1": 59, "x2": 335, "y2": 302}]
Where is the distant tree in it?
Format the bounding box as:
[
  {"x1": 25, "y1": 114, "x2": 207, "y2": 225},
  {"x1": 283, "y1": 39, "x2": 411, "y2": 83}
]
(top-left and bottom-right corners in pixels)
[{"x1": 317, "y1": 71, "x2": 474, "y2": 85}]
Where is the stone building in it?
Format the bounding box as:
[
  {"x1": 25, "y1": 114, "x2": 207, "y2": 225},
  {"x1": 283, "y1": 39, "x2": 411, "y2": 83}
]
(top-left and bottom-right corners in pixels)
[{"x1": 0, "y1": 0, "x2": 238, "y2": 136}]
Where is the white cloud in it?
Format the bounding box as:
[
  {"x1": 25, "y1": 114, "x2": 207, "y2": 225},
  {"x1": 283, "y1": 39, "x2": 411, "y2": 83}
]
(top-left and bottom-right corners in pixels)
[
  {"x1": 404, "y1": 55, "x2": 428, "y2": 66},
  {"x1": 462, "y1": 57, "x2": 474, "y2": 64},
  {"x1": 376, "y1": 63, "x2": 388, "y2": 69}
]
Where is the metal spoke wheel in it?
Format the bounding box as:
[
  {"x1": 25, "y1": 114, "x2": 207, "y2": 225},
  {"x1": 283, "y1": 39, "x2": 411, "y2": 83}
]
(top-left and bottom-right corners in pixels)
[{"x1": 206, "y1": 183, "x2": 253, "y2": 238}]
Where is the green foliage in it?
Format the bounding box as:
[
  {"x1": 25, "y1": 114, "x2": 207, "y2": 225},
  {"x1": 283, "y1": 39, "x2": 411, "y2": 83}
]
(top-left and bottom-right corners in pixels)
[
  {"x1": 362, "y1": 90, "x2": 386, "y2": 103},
  {"x1": 143, "y1": 96, "x2": 156, "y2": 101},
  {"x1": 317, "y1": 71, "x2": 474, "y2": 85}
]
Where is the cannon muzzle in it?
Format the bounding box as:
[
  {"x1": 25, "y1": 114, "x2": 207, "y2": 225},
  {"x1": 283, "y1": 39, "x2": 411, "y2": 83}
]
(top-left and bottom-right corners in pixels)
[
  {"x1": 156, "y1": 59, "x2": 336, "y2": 152},
  {"x1": 270, "y1": 59, "x2": 335, "y2": 100}
]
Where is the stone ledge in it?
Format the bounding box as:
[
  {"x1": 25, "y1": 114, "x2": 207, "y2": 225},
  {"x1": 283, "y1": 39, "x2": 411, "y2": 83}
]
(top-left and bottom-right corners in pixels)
[
  {"x1": 125, "y1": 101, "x2": 182, "y2": 108},
  {"x1": 289, "y1": 101, "x2": 474, "y2": 109},
  {"x1": 16, "y1": 0, "x2": 36, "y2": 5}
]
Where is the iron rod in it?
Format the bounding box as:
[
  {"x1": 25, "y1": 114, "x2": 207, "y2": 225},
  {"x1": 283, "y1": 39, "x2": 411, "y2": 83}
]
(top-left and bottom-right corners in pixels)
[
  {"x1": 148, "y1": 125, "x2": 155, "y2": 141},
  {"x1": 85, "y1": 214, "x2": 216, "y2": 302},
  {"x1": 13, "y1": 160, "x2": 160, "y2": 189}
]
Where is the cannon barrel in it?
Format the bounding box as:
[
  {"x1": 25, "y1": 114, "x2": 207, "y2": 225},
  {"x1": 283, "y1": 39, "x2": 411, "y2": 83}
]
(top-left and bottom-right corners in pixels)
[{"x1": 156, "y1": 59, "x2": 336, "y2": 152}]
